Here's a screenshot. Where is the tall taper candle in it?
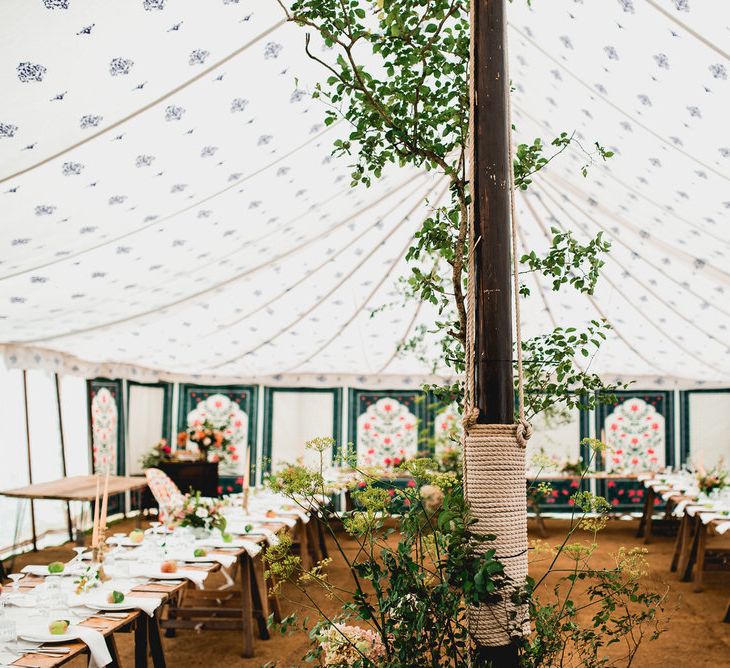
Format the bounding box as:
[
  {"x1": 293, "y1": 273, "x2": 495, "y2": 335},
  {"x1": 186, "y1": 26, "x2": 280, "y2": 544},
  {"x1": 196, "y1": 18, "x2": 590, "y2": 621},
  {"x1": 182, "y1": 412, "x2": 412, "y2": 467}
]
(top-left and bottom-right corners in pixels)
[
  {"x1": 91, "y1": 473, "x2": 100, "y2": 547},
  {"x1": 99, "y1": 468, "x2": 111, "y2": 535}
]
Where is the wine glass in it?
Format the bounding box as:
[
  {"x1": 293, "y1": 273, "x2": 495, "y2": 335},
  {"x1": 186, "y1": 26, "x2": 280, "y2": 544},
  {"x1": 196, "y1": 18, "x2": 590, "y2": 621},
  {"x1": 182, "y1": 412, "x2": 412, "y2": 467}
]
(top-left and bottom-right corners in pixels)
[
  {"x1": 72, "y1": 546, "x2": 87, "y2": 564},
  {"x1": 7, "y1": 575, "x2": 23, "y2": 593}
]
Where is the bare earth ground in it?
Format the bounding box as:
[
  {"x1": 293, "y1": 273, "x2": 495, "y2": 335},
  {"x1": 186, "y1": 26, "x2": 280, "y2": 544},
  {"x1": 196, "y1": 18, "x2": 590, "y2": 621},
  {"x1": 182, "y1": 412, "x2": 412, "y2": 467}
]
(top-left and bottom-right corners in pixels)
[{"x1": 6, "y1": 517, "x2": 730, "y2": 667}]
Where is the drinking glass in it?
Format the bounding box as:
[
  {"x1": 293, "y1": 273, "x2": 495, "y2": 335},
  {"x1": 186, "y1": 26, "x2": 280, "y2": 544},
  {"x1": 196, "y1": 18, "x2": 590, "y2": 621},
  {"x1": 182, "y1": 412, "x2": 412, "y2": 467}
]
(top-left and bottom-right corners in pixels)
[
  {"x1": 7, "y1": 575, "x2": 23, "y2": 593},
  {"x1": 0, "y1": 619, "x2": 17, "y2": 659},
  {"x1": 72, "y1": 546, "x2": 87, "y2": 563}
]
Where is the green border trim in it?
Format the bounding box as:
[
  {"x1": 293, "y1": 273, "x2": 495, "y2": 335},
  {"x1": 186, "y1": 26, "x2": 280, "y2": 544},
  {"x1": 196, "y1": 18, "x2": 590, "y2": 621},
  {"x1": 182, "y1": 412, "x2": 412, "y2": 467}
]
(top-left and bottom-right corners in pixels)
[
  {"x1": 261, "y1": 386, "x2": 343, "y2": 473},
  {"x1": 679, "y1": 388, "x2": 730, "y2": 463}
]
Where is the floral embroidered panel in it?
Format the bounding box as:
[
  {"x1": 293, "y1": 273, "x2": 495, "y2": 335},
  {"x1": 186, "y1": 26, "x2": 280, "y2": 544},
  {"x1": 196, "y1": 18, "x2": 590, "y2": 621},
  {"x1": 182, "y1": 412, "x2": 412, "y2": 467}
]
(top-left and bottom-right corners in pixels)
[
  {"x1": 351, "y1": 391, "x2": 426, "y2": 468},
  {"x1": 603, "y1": 398, "x2": 666, "y2": 473}
]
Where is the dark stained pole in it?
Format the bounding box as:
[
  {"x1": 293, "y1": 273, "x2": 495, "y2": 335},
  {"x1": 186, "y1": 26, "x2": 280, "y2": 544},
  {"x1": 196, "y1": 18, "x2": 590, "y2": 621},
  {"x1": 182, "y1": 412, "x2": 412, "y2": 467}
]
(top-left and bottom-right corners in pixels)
[
  {"x1": 470, "y1": 0, "x2": 518, "y2": 664},
  {"x1": 22, "y1": 370, "x2": 38, "y2": 551},
  {"x1": 472, "y1": 0, "x2": 514, "y2": 425}
]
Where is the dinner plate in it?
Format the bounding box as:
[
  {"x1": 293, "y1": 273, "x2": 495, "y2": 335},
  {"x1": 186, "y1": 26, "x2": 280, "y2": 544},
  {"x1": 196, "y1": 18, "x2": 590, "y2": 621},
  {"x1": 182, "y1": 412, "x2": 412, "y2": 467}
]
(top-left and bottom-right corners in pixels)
[
  {"x1": 148, "y1": 570, "x2": 185, "y2": 580},
  {"x1": 19, "y1": 624, "x2": 81, "y2": 643},
  {"x1": 179, "y1": 555, "x2": 216, "y2": 563},
  {"x1": 84, "y1": 592, "x2": 135, "y2": 610}
]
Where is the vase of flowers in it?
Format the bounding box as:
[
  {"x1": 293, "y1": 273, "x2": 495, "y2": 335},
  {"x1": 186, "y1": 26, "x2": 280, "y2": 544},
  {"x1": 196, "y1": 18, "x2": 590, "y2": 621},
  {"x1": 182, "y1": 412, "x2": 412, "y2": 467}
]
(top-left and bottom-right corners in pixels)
[
  {"x1": 170, "y1": 490, "x2": 227, "y2": 537},
  {"x1": 697, "y1": 466, "x2": 728, "y2": 495},
  {"x1": 140, "y1": 438, "x2": 173, "y2": 469}
]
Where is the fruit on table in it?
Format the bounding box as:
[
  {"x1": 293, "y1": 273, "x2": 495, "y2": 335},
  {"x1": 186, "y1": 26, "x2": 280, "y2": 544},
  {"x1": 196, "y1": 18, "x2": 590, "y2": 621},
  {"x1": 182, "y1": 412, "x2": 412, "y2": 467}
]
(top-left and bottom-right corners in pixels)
[
  {"x1": 265, "y1": 510, "x2": 277, "y2": 518},
  {"x1": 160, "y1": 560, "x2": 178, "y2": 573},
  {"x1": 244, "y1": 524, "x2": 253, "y2": 533},
  {"x1": 193, "y1": 548, "x2": 207, "y2": 557},
  {"x1": 107, "y1": 590, "x2": 125, "y2": 604},
  {"x1": 221, "y1": 532, "x2": 233, "y2": 543},
  {"x1": 48, "y1": 619, "x2": 70, "y2": 635},
  {"x1": 129, "y1": 529, "x2": 145, "y2": 544},
  {"x1": 47, "y1": 561, "x2": 65, "y2": 574}
]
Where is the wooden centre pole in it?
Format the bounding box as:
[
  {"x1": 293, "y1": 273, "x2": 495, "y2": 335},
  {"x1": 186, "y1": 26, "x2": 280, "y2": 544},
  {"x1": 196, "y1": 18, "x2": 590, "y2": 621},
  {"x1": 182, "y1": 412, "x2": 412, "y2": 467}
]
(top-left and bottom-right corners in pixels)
[{"x1": 470, "y1": 0, "x2": 519, "y2": 663}]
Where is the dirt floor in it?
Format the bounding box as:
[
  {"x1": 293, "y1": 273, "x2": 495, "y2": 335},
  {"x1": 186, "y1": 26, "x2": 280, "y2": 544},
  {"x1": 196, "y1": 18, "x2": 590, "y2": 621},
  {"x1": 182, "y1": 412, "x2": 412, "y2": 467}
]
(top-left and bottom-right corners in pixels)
[{"x1": 5, "y1": 516, "x2": 730, "y2": 667}]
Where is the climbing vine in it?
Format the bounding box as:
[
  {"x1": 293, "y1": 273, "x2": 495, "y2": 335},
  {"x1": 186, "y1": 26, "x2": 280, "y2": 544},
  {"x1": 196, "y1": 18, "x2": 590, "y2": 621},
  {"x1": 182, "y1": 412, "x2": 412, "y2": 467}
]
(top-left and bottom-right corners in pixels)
[{"x1": 278, "y1": 0, "x2": 622, "y2": 418}]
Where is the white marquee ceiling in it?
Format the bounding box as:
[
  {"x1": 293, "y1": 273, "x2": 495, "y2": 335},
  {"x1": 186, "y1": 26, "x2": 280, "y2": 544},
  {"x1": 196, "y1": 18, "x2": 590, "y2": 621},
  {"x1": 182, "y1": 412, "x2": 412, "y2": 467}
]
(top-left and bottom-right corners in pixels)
[{"x1": 0, "y1": 0, "x2": 727, "y2": 389}]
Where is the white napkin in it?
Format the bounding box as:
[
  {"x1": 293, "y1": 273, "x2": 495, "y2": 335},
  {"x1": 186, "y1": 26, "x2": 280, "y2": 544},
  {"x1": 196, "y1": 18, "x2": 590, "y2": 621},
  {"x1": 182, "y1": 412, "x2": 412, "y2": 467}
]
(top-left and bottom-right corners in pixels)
[
  {"x1": 700, "y1": 512, "x2": 729, "y2": 525},
  {"x1": 128, "y1": 563, "x2": 209, "y2": 589},
  {"x1": 120, "y1": 595, "x2": 163, "y2": 617},
  {"x1": 685, "y1": 504, "x2": 711, "y2": 517},
  {"x1": 672, "y1": 499, "x2": 691, "y2": 517},
  {"x1": 250, "y1": 527, "x2": 279, "y2": 547},
  {"x1": 75, "y1": 625, "x2": 113, "y2": 668},
  {"x1": 172, "y1": 549, "x2": 237, "y2": 568},
  {"x1": 714, "y1": 521, "x2": 730, "y2": 535},
  {"x1": 195, "y1": 538, "x2": 263, "y2": 558}
]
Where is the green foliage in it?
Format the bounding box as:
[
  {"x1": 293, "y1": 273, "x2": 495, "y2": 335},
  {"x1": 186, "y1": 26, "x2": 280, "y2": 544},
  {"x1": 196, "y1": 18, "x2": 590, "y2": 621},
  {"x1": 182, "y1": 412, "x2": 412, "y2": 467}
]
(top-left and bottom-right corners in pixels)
[
  {"x1": 520, "y1": 320, "x2": 628, "y2": 419},
  {"x1": 519, "y1": 227, "x2": 610, "y2": 297},
  {"x1": 265, "y1": 442, "x2": 512, "y2": 666},
  {"x1": 280, "y1": 0, "x2": 616, "y2": 415}
]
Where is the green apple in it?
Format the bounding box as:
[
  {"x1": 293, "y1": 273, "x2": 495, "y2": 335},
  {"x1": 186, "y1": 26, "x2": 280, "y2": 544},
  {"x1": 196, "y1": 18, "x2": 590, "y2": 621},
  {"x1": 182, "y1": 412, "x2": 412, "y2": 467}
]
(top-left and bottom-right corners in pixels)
[
  {"x1": 107, "y1": 590, "x2": 125, "y2": 604},
  {"x1": 193, "y1": 548, "x2": 207, "y2": 557},
  {"x1": 48, "y1": 561, "x2": 65, "y2": 574},
  {"x1": 244, "y1": 524, "x2": 253, "y2": 533},
  {"x1": 48, "y1": 619, "x2": 70, "y2": 635},
  {"x1": 129, "y1": 529, "x2": 145, "y2": 544},
  {"x1": 221, "y1": 532, "x2": 233, "y2": 543}
]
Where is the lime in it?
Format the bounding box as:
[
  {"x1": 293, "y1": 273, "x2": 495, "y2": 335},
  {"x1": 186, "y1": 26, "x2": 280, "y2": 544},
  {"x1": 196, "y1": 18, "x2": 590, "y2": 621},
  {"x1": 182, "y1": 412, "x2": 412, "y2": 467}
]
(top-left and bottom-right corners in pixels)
[{"x1": 48, "y1": 561, "x2": 65, "y2": 574}]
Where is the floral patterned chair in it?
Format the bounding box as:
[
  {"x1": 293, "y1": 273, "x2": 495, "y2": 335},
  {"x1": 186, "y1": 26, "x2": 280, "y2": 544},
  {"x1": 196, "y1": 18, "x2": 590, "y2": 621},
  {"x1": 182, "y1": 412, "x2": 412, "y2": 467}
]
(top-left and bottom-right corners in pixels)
[{"x1": 144, "y1": 467, "x2": 184, "y2": 521}]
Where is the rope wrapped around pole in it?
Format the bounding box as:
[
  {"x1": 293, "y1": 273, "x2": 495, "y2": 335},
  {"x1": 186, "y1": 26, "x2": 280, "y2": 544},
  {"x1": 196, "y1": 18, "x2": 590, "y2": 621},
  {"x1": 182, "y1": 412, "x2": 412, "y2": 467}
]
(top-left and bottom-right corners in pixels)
[{"x1": 463, "y1": 424, "x2": 530, "y2": 646}]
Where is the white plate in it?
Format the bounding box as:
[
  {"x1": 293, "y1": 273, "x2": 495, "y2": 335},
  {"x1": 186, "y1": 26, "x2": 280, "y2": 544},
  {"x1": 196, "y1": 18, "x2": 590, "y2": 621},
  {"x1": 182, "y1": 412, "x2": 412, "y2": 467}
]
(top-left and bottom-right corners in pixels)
[
  {"x1": 84, "y1": 592, "x2": 134, "y2": 610},
  {"x1": 19, "y1": 624, "x2": 81, "y2": 643},
  {"x1": 148, "y1": 570, "x2": 184, "y2": 579}
]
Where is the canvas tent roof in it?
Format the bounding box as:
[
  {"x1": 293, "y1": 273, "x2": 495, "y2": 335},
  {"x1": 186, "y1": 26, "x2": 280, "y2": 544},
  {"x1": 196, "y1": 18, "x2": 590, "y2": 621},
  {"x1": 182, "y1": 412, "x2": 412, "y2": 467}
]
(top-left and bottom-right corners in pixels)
[{"x1": 0, "y1": 0, "x2": 727, "y2": 389}]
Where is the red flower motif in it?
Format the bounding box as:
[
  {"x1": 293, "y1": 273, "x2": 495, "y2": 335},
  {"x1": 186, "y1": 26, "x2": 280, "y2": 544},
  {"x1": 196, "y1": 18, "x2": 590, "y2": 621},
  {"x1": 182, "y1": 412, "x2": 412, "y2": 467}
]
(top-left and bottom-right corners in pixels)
[
  {"x1": 363, "y1": 423, "x2": 371, "y2": 431},
  {"x1": 383, "y1": 437, "x2": 392, "y2": 445},
  {"x1": 383, "y1": 404, "x2": 392, "y2": 412},
  {"x1": 610, "y1": 423, "x2": 618, "y2": 431},
  {"x1": 630, "y1": 404, "x2": 639, "y2": 411},
  {"x1": 651, "y1": 423, "x2": 659, "y2": 430},
  {"x1": 407, "y1": 480, "x2": 416, "y2": 488},
  {"x1": 404, "y1": 423, "x2": 414, "y2": 430}
]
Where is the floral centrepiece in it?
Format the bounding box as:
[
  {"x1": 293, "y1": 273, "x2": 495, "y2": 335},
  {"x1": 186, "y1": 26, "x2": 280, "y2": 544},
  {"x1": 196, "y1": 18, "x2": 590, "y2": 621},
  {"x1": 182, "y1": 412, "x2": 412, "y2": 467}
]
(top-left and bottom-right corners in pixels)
[
  {"x1": 317, "y1": 624, "x2": 387, "y2": 667},
  {"x1": 140, "y1": 438, "x2": 172, "y2": 469},
  {"x1": 697, "y1": 466, "x2": 728, "y2": 495},
  {"x1": 185, "y1": 393, "x2": 248, "y2": 469},
  {"x1": 170, "y1": 490, "x2": 227, "y2": 535}
]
